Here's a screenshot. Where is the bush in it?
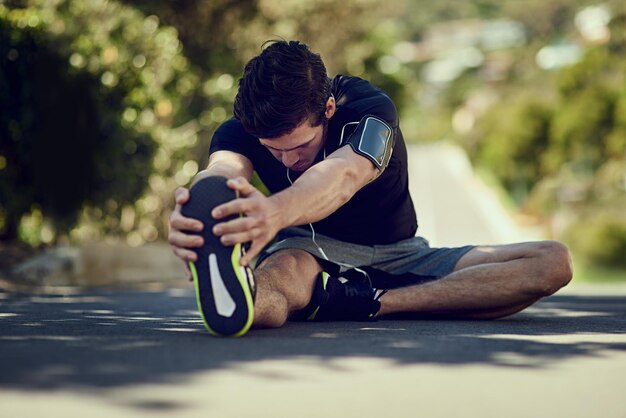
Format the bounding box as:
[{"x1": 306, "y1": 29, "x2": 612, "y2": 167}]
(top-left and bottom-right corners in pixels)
[
  {"x1": 0, "y1": 1, "x2": 197, "y2": 245},
  {"x1": 565, "y1": 209, "x2": 626, "y2": 269},
  {"x1": 472, "y1": 95, "x2": 553, "y2": 204}
]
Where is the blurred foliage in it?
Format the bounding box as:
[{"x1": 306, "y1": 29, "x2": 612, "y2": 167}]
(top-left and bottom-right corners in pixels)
[
  {"x1": 571, "y1": 160, "x2": 626, "y2": 269},
  {"x1": 122, "y1": 0, "x2": 414, "y2": 114},
  {"x1": 0, "y1": 0, "x2": 198, "y2": 246},
  {"x1": 466, "y1": 7, "x2": 626, "y2": 269},
  {"x1": 564, "y1": 207, "x2": 626, "y2": 269},
  {"x1": 474, "y1": 96, "x2": 553, "y2": 202},
  {"x1": 399, "y1": 0, "x2": 613, "y2": 142},
  {"x1": 0, "y1": 0, "x2": 413, "y2": 247}
]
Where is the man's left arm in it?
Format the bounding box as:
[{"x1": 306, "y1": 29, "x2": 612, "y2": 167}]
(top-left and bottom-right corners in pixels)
[
  {"x1": 274, "y1": 145, "x2": 380, "y2": 225},
  {"x1": 211, "y1": 146, "x2": 379, "y2": 265}
]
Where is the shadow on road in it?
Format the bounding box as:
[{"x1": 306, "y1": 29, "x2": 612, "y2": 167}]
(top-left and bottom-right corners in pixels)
[{"x1": 1, "y1": 287, "x2": 625, "y2": 392}]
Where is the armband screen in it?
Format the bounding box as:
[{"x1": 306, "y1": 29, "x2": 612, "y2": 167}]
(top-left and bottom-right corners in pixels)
[{"x1": 346, "y1": 116, "x2": 393, "y2": 170}]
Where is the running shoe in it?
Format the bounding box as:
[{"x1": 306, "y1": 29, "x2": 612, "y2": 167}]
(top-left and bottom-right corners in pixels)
[
  {"x1": 181, "y1": 176, "x2": 255, "y2": 337},
  {"x1": 292, "y1": 271, "x2": 385, "y2": 321}
]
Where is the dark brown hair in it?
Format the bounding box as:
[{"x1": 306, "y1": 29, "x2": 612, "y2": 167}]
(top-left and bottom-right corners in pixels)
[{"x1": 233, "y1": 40, "x2": 331, "y2": 138}]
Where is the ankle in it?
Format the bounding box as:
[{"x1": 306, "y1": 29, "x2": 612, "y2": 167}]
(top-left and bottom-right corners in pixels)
[{"x1": 252, "y1": 286, "x2": 290, "y2": 328}]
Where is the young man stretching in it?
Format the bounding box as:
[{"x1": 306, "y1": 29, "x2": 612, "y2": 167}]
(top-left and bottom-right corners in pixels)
[{"x1": 168, "y1": 40, "x2": 572, "y2": 336}]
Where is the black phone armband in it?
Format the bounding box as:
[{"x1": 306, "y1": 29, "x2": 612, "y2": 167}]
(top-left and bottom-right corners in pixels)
[{"x1": 344, "y1": 116, "x2": 393, "y2": 170}]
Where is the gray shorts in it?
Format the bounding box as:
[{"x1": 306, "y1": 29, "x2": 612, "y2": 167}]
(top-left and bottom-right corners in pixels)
[{"x1": 258, "y1": 227, "x2": 474, "y2": 286}]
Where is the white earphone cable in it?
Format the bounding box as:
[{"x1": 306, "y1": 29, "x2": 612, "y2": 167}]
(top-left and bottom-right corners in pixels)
[
  {"x1": 285, "y1": 166, "x2": 369, "y2": 284},
  {"x1": 287, "y1": 167, "x2": 330, "y2": 261}
]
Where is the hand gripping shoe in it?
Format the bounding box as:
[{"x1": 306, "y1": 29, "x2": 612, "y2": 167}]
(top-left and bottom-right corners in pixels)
[{"x1": 181, "y1": 176, "x2": 255, "y2": 337}]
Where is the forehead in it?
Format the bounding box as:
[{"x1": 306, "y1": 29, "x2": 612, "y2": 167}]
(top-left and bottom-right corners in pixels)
[{"x1": 260, "y1": 121, "x2": 320, "y2": 149}]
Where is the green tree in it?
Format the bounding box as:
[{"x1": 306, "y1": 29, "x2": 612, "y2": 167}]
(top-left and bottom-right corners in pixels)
[
  {"x1": 469, "y1": 8, "x2": 626, "y2": 270},
  {"x1": 544, "y1": 84, "x2": 616, "y2": 175},
  {"x1": 473, "y1": 96, "x2": 553, "y2": 203},
  {"x1": 0, "y1": 1, "x2": 195, "y2": 244}
]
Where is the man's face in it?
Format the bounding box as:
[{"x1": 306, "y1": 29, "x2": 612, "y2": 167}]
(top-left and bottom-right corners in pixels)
[{"x1": 259, "y1": 119, "x2": 328, "y2": 172}]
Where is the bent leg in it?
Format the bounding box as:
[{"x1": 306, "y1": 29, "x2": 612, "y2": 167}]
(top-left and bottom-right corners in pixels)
[
  {"x1": 252, "y1": 249, "x2": 323, "y2": 328},
  {"x1": 378, "y1": 240, "x2": 573, "y2": 319}
]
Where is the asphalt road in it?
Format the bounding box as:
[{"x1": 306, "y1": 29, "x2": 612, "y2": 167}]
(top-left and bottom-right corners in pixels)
[
  {"x1": 408, "y1": 142, "x2": 539, "y2": 247},
  {"x1": 1, "y1": 284, "x2": 625, "y2": 418}
]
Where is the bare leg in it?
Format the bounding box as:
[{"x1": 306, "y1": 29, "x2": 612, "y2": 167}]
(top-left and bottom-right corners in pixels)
[
  {"x1": 251, "y1": 249, "x2": 323, "y2": 328},
  {"x1": 378, "y1": 240, "x2": 573, "y2": 319}
]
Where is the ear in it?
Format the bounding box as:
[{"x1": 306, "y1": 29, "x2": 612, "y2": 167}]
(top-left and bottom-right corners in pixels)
[{"x1": 325, "y1": 96, "x2": 336, "y2": 119}]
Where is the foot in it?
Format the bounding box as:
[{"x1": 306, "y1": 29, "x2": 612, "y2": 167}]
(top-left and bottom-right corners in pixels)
[
  {"x1": 181, "y1": 176, "x2": 255, "y2": 337},
  {"x1": 292, "y1": 271, "x2": 384, "y2": 321}
]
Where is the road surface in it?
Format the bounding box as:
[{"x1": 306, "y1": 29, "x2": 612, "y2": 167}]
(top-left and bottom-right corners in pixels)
[
  {"x1": 1, "y1": 284, "x2": 625, "y2": 418},
  {"x1": 408, "y1": 142, "x2": 539, "y2": 247}
]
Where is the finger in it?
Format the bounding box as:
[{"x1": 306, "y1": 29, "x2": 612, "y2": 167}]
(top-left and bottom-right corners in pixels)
[
  {"x1": 172, "y1": 245, "x2": 199, "y2": 263},
  {"x1": 213, "y1": 216, "x2": 257, "y2": 237},
  {"x1": 174, "y1": 187, "x2": 190, "y2": 205},
  {"x1": 168, "y1": 230, "x2": 204, "y2": 249},
  {"x1": 171, "y1": 187, "x2": 204, "y2": 232},
  {"x1": 240, "y1": 241, "x2": 265, "y2": 266},
  {"x1": 211, "y1": 197, "x2": 253, "y2": 219},
  {"x1": 169, "y1": 210, "x2": 204, "y2": 232},
  {"x1": 219, "y1": 226, "x2": 264, "y2": 246},
  {"x1": 225, "y1": 177, "x2": 258, "y2": 198}
]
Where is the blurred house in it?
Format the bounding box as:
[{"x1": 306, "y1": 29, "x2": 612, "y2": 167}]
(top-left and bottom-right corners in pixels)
[{"x1": 397, "y1": 19, "x2": 526, "y2": 85}]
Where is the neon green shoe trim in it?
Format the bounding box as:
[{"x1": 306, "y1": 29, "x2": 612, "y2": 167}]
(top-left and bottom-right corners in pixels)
[
  {"x1": 307, "y1": 306, "x2": 320, "y2": 321},
  {"x1": 306, "y1": 272, "x2": 329, "y2": 321},
  {"x1": 322, "y1": 271, "x2": 329, "y2": 288},
  {"x1": 191, "y1": 242, "x2": 254, "y2": 337},
  {"x1": 230, "y1": 242, "x2": 254, "y2": 337}
]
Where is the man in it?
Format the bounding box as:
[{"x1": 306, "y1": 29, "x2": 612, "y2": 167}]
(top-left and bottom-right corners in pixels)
[{"x1": 168, "y1": 40, "x2": 572, "y2": 337}]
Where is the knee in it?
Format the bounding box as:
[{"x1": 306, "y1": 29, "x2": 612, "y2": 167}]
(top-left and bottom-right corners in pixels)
[
  {"x1": 533, "y1": 241, "x2": 573, "y2": 295},
  {"x1": 255, "y1": 249, "x2": 320, "y2": 309}
]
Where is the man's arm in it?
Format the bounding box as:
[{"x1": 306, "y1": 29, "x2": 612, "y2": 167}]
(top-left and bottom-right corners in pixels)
[
  {"x1": 194, "y1": 150, "x2": 254, "y2": 184},
  {"x1": 212, "y1": 146, "x2": 379, "y2": 265},
  {"x1": 272, "y1": 145, "x2": 378, "y2": 225}
]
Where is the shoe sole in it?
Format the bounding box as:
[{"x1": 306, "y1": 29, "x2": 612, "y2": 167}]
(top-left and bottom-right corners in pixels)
[{"x1": 181, "y1": 176, "x2": 254, "y2": 337}]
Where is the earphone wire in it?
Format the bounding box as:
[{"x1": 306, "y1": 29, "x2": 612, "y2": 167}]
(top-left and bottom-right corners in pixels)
[
  {"x1": 286, "y1": 167, "x2": 371, "y2": 286},
  {"x1": 287, "y1": 167, "x2": 330, "y2": 261}
]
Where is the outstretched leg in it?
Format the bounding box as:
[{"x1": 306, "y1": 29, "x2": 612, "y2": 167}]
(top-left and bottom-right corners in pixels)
[{"x1": 378, "y1": 240, "x2": 573, "y2": 319}]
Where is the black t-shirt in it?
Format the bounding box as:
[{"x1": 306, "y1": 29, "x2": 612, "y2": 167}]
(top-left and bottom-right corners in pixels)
[{"x1": 209, "y1": 75, "x2": 418, "y2": 245}]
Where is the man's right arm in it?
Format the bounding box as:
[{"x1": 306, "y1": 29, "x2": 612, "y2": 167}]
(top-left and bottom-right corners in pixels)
[
  {"x1": 168, "y1": 150, "x2": 253, "y2": 278},
  {"x1": 192, "y1": 150, "x2": 254, "y2": 186}
]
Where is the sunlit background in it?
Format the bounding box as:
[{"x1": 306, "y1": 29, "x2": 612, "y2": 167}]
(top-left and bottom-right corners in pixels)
[{"x1": 1, "y1": 0, "x2": 625, "y2": 283}]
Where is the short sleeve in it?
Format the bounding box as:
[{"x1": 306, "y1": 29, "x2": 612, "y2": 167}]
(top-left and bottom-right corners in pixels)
[{"x1": 209, "y1": 118, "x2": 260, "y2": 160}]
